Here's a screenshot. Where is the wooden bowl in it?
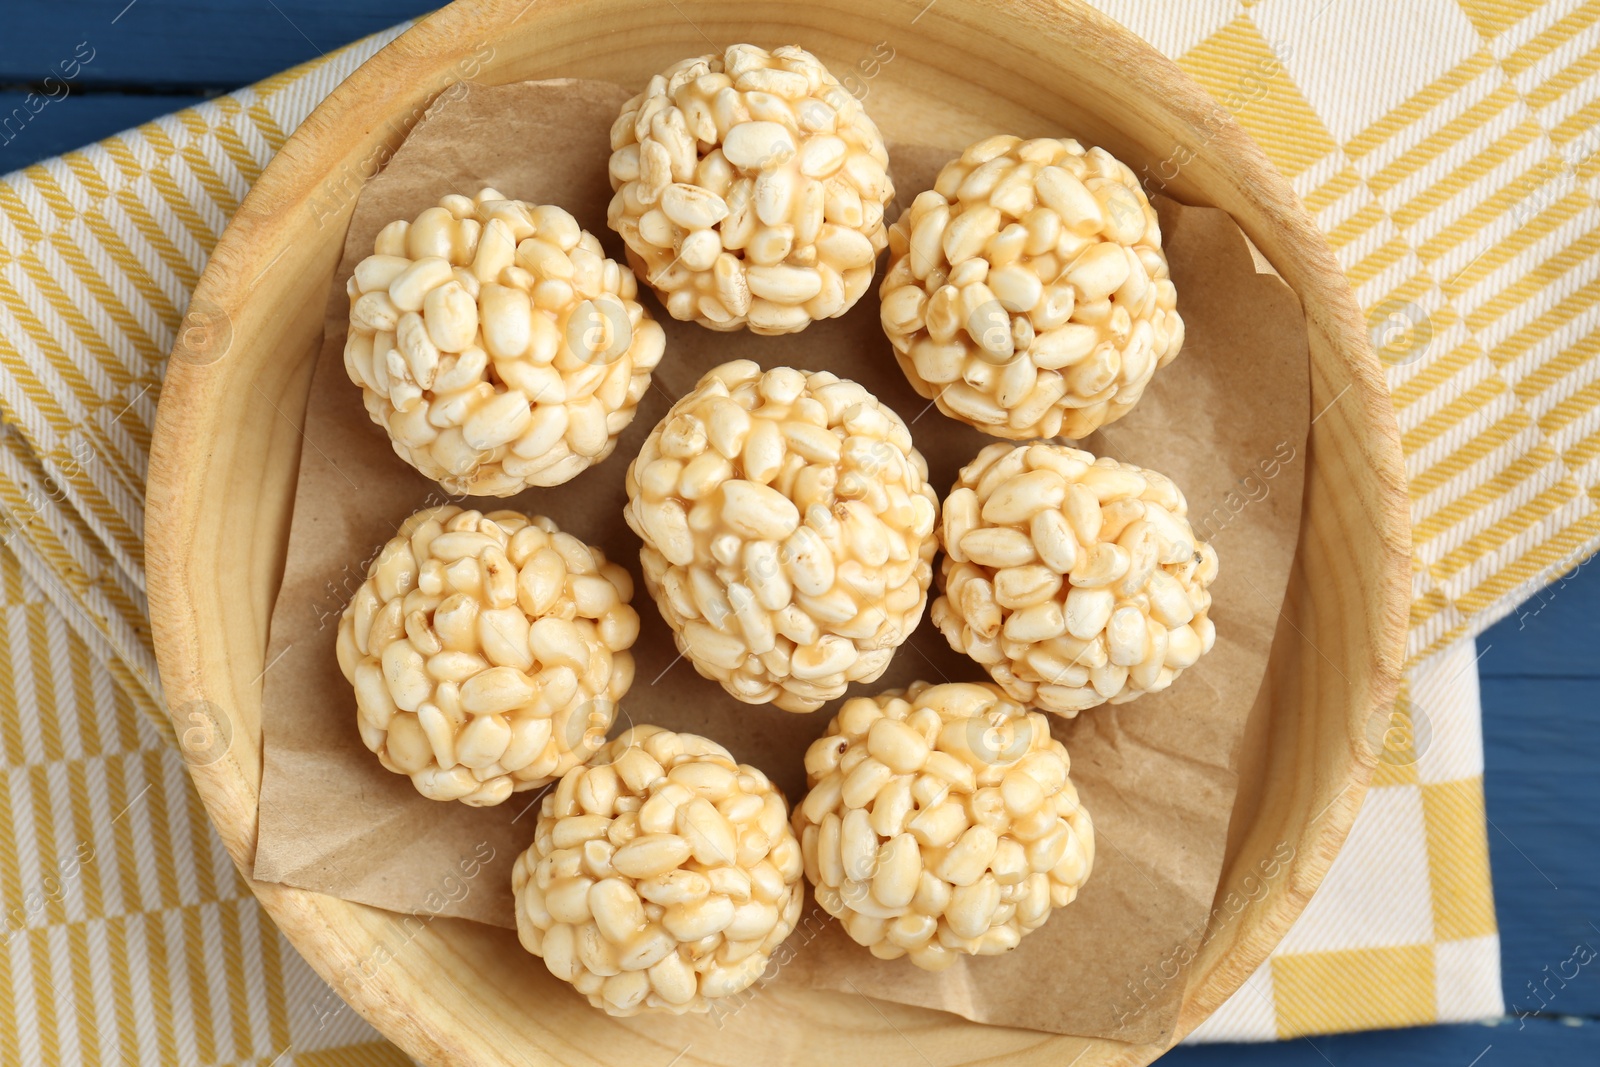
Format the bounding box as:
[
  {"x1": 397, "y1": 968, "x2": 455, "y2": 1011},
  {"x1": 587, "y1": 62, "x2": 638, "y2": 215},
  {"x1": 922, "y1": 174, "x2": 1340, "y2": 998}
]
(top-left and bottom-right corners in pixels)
[{"x1": 146, "y1": 1, "x2": 1410, "y2": 1063}]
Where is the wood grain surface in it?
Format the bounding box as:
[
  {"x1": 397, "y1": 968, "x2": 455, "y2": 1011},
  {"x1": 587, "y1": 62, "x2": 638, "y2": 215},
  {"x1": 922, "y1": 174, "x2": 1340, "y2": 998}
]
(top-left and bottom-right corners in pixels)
[{"x1": 140, "y1": 2, "x2": 1408, "y2": 1064}]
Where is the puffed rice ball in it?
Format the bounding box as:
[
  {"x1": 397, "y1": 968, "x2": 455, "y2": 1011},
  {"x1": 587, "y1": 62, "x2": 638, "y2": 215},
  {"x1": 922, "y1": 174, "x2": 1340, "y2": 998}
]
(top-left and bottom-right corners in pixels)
[
  {"x1": 513, "y1": 725, "x2": 805, "y2": 1015},
  {"x1": 793, "y1": 681, "x2": 1093, "y2": 971},
  {"x1": 336, "y1": 505, "x2": 639, "y2": 806},
  {"x1": 932, "y1": 443, "x2": 1217, "y2": 717},
  {"x1": 606, "y1": 43, "x2": 895, "y2": 334},
  {"x1": 344, "y1": 188, "x2": 667, "y2": 495},
  {"x1": 879, "y1": 136, "x2": 1183, "y2": 439},
  {"x1": 623, "y1": 360, "x2": 940, "y2": 713}
]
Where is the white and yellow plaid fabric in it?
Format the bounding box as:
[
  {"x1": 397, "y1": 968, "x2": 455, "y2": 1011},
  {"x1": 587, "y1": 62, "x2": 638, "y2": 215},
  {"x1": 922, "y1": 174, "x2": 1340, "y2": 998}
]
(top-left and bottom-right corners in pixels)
[
  {"x1": 1189, "y1": 638, "x2": 1503, "y2": 1039},
  {"x1": 3, "y1": 1, "x2": 1596, "y2": 1057}
]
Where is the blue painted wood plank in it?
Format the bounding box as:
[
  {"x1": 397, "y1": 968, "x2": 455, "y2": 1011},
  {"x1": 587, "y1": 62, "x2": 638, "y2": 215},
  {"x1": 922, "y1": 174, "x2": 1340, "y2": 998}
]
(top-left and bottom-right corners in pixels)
[
  {"x1": 1481, "y1": 675, "x2": 1600, "y2": 1019},
  {"x1": 1476, "y1": 552, "x2": 1600, "y2": 678},
  {"x1": 2, "y1": 1, "x2": 434, "y2": 88},
  {"x1": 0, "y1": 91, "x2": 209, "y2": 173},
  {"x1": 1476, "y1": 544, "x2": 1600, "y2": 1030},
  {"x1": 1165, "y1": 1017, "x2": 1592, "y2": 1065}
]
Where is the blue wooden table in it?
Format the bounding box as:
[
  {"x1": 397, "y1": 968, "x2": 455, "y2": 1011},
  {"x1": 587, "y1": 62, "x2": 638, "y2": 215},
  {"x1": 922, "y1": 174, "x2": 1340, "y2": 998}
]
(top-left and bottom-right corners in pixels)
[{"x1": 6, "y1": 2, "x2": 1598, "y2": 1063}]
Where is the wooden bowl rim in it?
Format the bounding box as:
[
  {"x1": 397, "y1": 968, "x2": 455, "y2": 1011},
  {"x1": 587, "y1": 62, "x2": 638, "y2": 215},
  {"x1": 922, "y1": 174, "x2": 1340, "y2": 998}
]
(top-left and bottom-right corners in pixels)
[{"x1": 145, "y1": 0, "x2": 1412, "y2": 1061}]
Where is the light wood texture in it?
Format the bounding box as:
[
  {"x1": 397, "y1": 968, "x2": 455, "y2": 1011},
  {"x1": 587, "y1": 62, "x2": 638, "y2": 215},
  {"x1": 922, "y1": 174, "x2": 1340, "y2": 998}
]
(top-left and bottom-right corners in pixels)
[{"x1": 143, "y1": 1, "x2": 1411, "y2": 1063}]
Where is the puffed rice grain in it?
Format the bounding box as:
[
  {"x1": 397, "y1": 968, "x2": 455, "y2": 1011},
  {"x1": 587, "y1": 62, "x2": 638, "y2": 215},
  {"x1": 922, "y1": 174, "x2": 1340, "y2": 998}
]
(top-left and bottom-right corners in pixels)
[
  {"x1": 931, "y1": 443, "x2": 1217, "y2": 715},
  {"x1": 345, "y1": 190, "x2": 666, "y2": 495},
  {"x1": 607, "y1": 44, "x2": 895, "y2": 334},
  {"x1": 879, "y1": 136, "x2": 1182, "y2": 439},
  {"x1": 623, "y1": 360, "x2": 940, "y2": 712},
  {"x1": 793, "y1": 681, "x2": 1093, "y2": 969},
  {"x1": 337, "y1": 505, "x2": 638, "y2": 805},
  {"x1": 513, "y1": 725, "x2": 804, "y2": 1014}
]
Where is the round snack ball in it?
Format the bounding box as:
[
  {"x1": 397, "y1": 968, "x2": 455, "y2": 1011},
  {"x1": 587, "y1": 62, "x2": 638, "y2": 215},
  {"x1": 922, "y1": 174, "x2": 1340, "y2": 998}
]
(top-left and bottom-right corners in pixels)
[
  {"x1": 606, "y1": 43, "x2": 895, "y2": 334},
  {"x1": 344, "y1": 188, "x2": 667, "y2": 495},
  {"x1": 879, "y1": 135, "x2": 1183, "y2": 439},
  {"x1": 335, "y1": 505, "x2": 639, "y2": 806},
  {"x1": 793, "y1": 681, "x2": 1093, "y2": 971},
  {"x1": 623, "y1": 360, "x2": 940, "y2": 712},
  {"x1": 512, "y1": 725, "x2": 805, "y2": 1015},
  {"x1": 931, "y1": 443, "x2": 1217, "y2": 717}
]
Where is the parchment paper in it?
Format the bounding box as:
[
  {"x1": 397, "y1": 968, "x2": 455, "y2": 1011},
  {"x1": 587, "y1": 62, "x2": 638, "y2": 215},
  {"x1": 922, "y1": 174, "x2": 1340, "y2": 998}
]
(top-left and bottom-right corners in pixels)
[{"x1": 253, "y1": 79, "x2": 1309, "y2": 1045}]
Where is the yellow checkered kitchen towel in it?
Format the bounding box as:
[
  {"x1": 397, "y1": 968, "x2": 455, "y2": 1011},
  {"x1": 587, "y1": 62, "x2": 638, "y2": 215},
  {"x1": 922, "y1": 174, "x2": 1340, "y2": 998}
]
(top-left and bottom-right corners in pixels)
[{"x1": 4, "y1": 0, "x2": 1596, "y2": 1057}]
